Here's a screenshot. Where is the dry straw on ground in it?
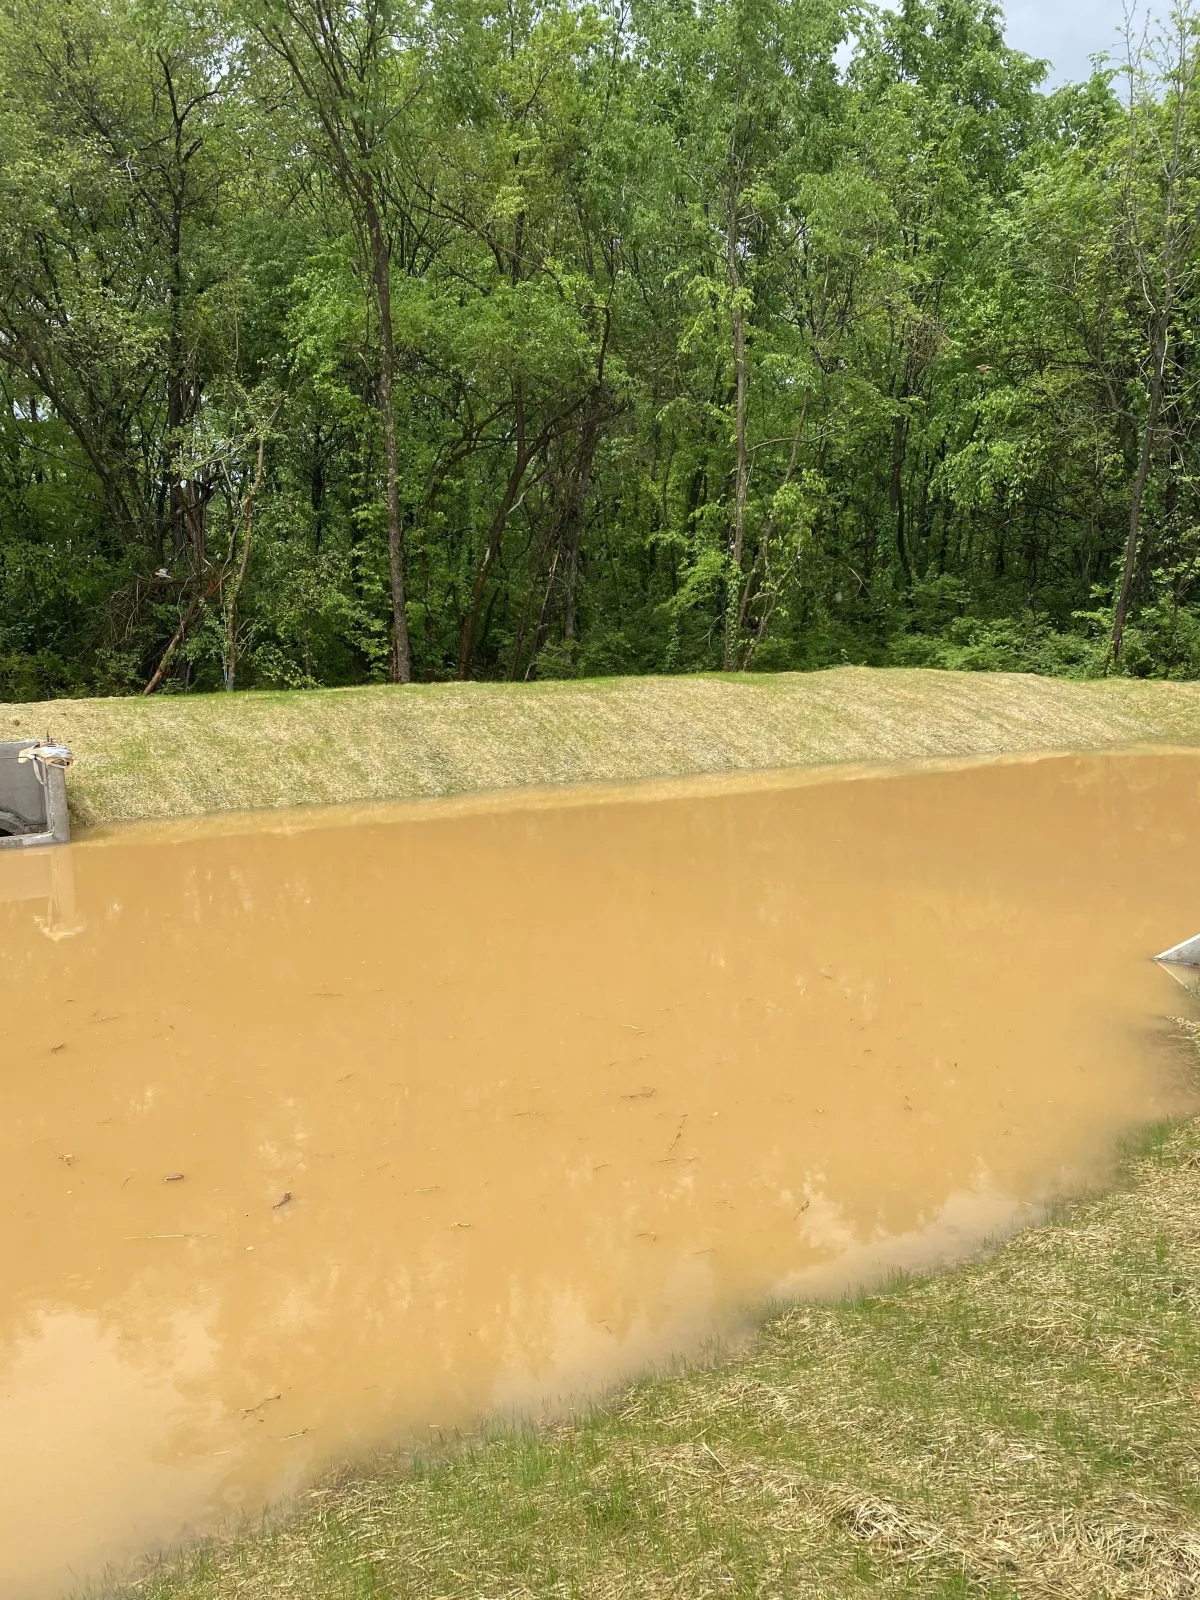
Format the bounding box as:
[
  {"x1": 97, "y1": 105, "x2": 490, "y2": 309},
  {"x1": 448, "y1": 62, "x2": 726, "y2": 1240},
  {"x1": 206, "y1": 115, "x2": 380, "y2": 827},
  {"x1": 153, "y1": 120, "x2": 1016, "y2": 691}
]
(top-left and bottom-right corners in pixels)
[{"x1": 11, "y1": 665, "x2": 1200, "y2": 827}]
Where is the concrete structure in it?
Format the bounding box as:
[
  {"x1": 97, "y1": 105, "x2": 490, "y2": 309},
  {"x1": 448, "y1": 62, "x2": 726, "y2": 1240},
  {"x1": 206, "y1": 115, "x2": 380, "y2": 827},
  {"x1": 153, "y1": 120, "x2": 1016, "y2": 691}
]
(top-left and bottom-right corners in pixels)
[
  {"x1": 0, "y1": 742, "x2": 71, "y2": 848},
  {"x1": 1157, "y1": 933, "x2": 1200, "y2": 965}
]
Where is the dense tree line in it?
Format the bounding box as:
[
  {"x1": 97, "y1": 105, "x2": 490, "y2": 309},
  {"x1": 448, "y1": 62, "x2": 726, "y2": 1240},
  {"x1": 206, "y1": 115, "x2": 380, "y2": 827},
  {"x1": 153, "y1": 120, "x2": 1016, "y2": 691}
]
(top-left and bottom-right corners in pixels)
[{"x1": 2, "y1": 0, "x2": 1199, "y2": 696}]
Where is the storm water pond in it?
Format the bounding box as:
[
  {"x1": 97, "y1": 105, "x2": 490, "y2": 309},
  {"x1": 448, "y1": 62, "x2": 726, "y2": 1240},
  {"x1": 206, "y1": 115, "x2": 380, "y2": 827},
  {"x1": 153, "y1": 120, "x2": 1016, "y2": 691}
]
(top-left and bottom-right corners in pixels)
[{"x1": 1, "y1": 748, "x2": 1198, "y2": 1597}]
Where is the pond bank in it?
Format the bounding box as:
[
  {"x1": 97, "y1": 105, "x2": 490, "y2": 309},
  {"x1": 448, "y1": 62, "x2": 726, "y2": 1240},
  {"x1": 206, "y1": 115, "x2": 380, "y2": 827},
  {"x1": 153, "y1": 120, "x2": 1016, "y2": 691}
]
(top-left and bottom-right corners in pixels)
[
  {"x1": 9, "y1": 666, "x2": 1200, "y2": 827},
  {"x1": 127, "y1": 1110, "x2": 1200, "y2": 1600}
]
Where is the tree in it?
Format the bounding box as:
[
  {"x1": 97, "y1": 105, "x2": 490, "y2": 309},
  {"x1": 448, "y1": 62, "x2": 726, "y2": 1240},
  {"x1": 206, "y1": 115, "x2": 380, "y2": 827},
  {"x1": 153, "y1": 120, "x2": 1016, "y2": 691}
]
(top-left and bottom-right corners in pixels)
[
  {"x1": 1110, "y1": 2, "x2": 1200, "y2": 663},
  {"x1": 254, "y1": 0, "x2": 423, "y2": 682}
]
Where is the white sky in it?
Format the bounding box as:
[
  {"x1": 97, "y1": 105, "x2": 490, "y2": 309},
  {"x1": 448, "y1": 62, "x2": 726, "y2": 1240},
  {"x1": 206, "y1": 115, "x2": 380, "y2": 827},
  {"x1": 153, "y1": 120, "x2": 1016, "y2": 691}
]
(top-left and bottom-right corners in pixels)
[{"x1": 1000, "y1": 0, "x2": 1135, "y2": 85}]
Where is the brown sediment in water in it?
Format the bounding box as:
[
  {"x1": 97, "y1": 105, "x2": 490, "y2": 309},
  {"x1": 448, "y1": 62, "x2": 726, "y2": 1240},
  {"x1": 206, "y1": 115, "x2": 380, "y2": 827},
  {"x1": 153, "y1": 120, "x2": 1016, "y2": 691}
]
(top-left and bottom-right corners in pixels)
[{"x1": 0, "y1": 749, "x2": 1198, "y2": 1597}]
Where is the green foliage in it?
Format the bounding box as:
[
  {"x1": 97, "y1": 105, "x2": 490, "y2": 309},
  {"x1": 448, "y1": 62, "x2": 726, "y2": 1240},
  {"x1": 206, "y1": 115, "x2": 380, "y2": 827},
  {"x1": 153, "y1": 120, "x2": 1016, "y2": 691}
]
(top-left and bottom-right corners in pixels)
[{"x1": 3, "y1": 0, "x2": 1200, "y2": 695}]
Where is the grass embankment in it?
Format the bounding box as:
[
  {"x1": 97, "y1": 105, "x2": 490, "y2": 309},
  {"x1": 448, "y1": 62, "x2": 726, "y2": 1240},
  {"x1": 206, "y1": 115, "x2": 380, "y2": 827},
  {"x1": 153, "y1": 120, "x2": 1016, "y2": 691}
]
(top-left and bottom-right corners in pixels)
[
  {"x1": 132, "y1": 1108, "x2": 1200, "y2": 1600},
  {"x1": 10, "y1": 665, "x2": 1200, "y2": 827}
]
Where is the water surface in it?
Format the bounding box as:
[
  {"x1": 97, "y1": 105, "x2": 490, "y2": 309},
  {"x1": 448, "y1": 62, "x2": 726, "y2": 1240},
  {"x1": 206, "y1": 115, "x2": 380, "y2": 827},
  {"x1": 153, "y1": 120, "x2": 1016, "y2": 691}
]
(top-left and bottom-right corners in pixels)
[{"x1": 1, "y1": 749, "x2": 1197, "y2": 1596}]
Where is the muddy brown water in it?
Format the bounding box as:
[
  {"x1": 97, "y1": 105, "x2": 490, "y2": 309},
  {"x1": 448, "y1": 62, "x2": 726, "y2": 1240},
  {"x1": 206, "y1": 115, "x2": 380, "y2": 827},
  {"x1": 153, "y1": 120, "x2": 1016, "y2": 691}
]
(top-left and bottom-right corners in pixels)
[{"x1": 2, "y1": 748, "x2": 1199, "y2": 1597}]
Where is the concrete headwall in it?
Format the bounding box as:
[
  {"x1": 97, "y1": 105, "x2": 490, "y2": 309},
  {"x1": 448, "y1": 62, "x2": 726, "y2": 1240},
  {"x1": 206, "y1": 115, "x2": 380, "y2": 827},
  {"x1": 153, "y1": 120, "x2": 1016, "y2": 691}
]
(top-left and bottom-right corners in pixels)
[{"x1": 0, "y1": 743, "x2": 69, "y2": 847}]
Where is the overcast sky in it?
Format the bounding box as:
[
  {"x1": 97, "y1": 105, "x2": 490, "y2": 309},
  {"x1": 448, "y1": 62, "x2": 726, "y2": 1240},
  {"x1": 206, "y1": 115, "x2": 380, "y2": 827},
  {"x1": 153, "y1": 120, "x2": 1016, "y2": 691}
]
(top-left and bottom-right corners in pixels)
[{"x1": 1000, "y1": 0, "x2": 1132, "y2": 85}]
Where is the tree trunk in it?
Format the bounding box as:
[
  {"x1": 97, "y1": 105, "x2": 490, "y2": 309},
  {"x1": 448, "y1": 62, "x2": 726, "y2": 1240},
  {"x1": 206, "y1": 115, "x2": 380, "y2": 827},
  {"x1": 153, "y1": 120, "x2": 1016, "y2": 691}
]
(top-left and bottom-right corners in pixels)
[
  {"x1": 166, "y1": 198, "x2": 188, "y2": 563},
  {"x1": 517, "y1": 543, "x2": 560, "y2": 680},
  {"x1": 723, "y1": 199, "x2": 748, "y2": 671},
  {"x1": 224, "y1": 435, "x2": 266, "y2": 692},
  {"x1": 562, "y1": 391, "x2": 602, "y2": 645},
  {"x1": 563, "y1": 317, "x2": 610, "y2": 643},
  {"x1": 1111, "y1": 318, "x2": 1168, "y2": 663},
  {"x1": 889, "y1": 412, "x2": 911, "y2": 584},
  {"x1": 366, "y1": 194, "x2": 412, "y2": 685},
  {"x1": 563, "y1": 522, "x2": 582, "y2": 643},
  {"x1": 387, "y1": 499, "x2": 409, "y2": 683},
  {"x1": 734, "y1": 394, "x2": 808, "y2": 658},
  {"x1": 458, "y1": 447, "x2": 528, "y2": 678}
]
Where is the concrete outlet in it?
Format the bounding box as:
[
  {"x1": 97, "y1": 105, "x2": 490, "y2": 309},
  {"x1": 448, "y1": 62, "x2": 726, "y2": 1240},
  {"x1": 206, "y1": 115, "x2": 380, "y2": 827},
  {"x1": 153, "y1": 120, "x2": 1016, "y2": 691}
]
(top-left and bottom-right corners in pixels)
[{"x1": 0, "y1": 742, "x2": 72, "y2": 848}]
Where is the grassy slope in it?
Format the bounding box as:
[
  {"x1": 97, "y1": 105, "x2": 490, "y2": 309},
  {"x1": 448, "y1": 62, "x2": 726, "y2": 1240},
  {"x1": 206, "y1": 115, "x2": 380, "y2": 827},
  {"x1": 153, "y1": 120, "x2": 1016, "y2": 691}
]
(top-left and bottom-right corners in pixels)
[
  {"x1": 9, "y1": 665, "x2": 1200, "y2": 826},
  {"x1": 133, "y1": 1112, "x2": 1200, "y2": 1600}
]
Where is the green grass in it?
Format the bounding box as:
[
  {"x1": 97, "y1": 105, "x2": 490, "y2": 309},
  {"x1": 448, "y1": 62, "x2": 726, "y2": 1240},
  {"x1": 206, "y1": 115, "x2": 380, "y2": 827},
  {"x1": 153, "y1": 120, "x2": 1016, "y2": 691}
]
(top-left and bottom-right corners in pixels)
[
  {"x1": 11, "y1": 665, "x2": 1200, "y2": 827},
  {"x1": 122, "y1": 1100, "x2": 1200, "y2": 1600}
]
